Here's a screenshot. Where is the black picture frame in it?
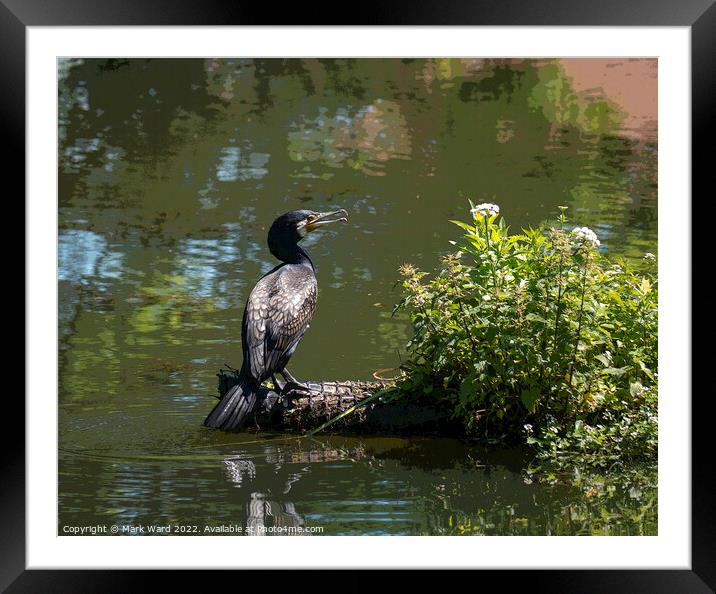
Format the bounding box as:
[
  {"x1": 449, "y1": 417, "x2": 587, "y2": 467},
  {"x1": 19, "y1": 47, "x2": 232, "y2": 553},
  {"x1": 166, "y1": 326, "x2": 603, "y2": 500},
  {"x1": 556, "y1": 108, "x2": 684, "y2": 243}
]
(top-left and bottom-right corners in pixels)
[{"x1": 8, "y1": 0, "x2": 710, "y2": 590}]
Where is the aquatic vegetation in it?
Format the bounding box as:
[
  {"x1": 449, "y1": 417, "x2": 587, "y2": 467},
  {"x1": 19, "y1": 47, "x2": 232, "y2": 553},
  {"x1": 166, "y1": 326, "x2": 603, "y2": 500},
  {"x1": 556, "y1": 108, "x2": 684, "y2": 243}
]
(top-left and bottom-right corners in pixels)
[{"x1": 393, "y1": 203, "x2": 657, "y2": 467}]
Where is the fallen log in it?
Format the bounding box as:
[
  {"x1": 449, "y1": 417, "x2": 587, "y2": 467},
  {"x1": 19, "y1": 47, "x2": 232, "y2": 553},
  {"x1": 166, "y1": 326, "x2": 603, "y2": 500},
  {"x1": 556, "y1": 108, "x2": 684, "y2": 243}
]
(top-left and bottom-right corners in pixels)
[{"x1": 216, "y1": 368, "x2": 457, "y2": 434}]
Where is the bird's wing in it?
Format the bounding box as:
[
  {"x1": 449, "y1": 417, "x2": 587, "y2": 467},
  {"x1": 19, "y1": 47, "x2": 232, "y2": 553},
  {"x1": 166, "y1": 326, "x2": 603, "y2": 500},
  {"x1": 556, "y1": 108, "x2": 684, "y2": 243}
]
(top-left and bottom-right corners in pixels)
[
  {"x1": 243, "y1": 266, "x2": 317, "y2": 381},
  {"x1": 244, "y1": 275, "x2": 272, "y2": 381},
  {"x1": 264, "y1": 268, "x2": 317, "y2": 374}
]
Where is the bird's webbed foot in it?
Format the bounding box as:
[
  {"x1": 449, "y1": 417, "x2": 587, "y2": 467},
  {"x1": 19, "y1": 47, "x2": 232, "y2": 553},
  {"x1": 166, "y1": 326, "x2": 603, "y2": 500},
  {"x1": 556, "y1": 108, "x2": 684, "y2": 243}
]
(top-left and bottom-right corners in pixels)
[
  {"x1": 277, "y1": 369, "x2": 320, "y2": 398},
  {"x1": 281, "y1": 381, "x2": 318, "y2": 397}
]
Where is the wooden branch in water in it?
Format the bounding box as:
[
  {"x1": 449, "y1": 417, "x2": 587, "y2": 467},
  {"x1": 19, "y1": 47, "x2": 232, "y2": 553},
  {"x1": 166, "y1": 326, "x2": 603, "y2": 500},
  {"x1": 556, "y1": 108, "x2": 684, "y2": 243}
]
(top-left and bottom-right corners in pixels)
[{"x1": 216, "y1": 368, "x2": 455, "y2": 434}]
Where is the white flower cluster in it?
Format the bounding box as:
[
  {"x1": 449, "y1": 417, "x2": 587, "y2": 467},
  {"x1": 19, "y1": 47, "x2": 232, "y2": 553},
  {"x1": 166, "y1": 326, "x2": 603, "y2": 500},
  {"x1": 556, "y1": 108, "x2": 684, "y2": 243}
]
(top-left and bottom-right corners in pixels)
[
  {"x1": 571, "y1": 226, "x2": 601, "y2": 248},
  {"x1": 471, "y1": 202, "x2": 500, "y2": 218},
  {"x1": 643, "y1": 252, "x2": 656, "y2": 260}
]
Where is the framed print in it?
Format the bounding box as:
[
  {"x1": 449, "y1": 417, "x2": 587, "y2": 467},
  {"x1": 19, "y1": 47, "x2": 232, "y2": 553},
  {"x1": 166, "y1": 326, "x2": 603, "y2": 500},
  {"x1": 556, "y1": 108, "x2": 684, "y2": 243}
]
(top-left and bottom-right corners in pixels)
[{"x1": 9, "y1": 0, "x2": 712, "y2": 589}]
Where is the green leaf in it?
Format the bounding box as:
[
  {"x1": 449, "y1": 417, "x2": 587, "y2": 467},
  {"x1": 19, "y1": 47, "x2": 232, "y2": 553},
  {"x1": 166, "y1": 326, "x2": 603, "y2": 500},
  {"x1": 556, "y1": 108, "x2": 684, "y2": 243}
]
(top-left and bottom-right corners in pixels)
[
  {"x1": 450, "y1": 220, "x2": 474, "y2": 232},
  {"x1": 574, "y1": 419, "x2": 583, "y2": 436},
  {"x1": 638, "y1": 360, "x2": 656, "y2": 381},
  {"x1": 526, "y1": 313, "x2": 548, "y2": 324},
  {"x1": 520, "y1": 387, "x2": 540, "y2": 413},
  {"x1": 629, "y1": 382, "x2": 643, "y2": 398},
  {"x1": 594, "y1": 354, "x2": 610, "y2": 367},
  {"x1": 602, "y1": 366, "x2": 632, "y2": 376},
  {"x1": 459, "y1": 379, "x2": 475, "y2": 403}
]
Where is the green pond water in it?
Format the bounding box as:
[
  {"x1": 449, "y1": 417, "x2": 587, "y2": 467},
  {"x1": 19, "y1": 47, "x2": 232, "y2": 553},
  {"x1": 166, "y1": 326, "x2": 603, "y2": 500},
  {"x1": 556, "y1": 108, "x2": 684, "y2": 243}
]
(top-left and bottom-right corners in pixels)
[{"x1": 58, "y1": 58, "x2": 657, "y2": 536}]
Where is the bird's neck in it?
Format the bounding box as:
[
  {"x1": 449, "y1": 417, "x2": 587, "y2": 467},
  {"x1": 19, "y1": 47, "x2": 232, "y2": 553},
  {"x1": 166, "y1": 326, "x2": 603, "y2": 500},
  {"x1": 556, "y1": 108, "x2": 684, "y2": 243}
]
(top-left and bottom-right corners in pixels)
[{"x1": 272, "y1": 242, "x2": 314, "y2": 269}]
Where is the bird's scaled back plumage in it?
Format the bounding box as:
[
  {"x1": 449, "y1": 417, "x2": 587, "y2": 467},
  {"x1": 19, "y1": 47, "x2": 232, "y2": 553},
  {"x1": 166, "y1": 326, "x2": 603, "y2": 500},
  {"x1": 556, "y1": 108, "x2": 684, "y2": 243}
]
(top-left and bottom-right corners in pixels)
[{"x1": 243, "y1": 263, "x2": 317, "y2": 383}]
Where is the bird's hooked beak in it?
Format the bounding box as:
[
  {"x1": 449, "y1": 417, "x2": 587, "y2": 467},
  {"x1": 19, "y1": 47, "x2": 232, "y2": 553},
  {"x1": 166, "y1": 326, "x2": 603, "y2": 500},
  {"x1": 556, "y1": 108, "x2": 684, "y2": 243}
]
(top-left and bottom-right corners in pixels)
[{"x1": 300, "y1": 209, "x2": 349, "y2": 234}]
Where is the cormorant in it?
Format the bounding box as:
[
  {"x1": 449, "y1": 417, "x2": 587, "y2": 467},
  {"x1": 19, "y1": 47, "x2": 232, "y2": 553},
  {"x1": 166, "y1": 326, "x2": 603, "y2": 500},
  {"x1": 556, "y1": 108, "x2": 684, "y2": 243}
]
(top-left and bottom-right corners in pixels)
[{"x1": 204, "y1": 209, "x2": 348, "y2": 431}]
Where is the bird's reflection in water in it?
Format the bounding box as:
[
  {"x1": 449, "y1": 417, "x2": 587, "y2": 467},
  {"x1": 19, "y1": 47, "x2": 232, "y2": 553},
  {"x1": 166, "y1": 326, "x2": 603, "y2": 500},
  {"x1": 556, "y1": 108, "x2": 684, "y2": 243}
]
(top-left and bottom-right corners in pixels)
[
  {"x1": 221, "y1": 440, "x2": 369, "y2": 535},
  {"x1": 223, "y1": 452, "x2": 307, "y2": 535},
  {"x1": 223, "y1": 449, "x2": 310, "y2": 534},
  {"x1": 246, "y1": 493, "x2": 307, "y2": 536},
  {"x1": 222, "y1": 454, "x2": 256, "y2": 487}
]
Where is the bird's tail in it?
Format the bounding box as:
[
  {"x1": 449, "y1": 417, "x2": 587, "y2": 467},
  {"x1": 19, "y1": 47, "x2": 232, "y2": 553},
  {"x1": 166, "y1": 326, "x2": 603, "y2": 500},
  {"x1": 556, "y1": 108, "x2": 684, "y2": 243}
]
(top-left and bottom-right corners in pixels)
[{"x1": 204, "y1": 375, "x2": 257, "y2": 431}]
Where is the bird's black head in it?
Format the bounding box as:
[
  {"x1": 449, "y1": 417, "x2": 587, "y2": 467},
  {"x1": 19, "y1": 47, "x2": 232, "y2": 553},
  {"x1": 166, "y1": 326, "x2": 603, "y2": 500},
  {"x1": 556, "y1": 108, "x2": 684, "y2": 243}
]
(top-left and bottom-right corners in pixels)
[{"x1": 267, "y1": 209, "x2": 348, "y2": 264}]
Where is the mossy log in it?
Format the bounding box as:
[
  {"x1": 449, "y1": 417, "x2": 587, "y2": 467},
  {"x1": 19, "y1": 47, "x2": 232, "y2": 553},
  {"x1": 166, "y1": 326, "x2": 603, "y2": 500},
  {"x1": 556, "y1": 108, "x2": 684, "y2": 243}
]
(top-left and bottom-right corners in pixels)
[{"x1": 216, "y1": 368, "x2": 457, "y2": 434}]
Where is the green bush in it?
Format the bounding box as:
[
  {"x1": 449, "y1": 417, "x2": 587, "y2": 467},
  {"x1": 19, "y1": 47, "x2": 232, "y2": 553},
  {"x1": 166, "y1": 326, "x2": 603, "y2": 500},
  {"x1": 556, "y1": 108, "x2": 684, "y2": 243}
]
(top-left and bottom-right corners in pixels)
[{"x1": 394, "y1": 202, "x2": 657, "y2": 467}]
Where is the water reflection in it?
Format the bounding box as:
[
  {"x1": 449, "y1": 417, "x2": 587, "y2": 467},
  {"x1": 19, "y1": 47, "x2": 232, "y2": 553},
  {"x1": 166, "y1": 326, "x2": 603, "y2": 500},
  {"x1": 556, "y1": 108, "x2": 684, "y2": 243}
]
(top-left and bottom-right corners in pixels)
[
  {"x1": 246, "y1": 494, "x2": 308, "y2": 536},
  {"x1": 223, "y1": 446, "x2": 320, "y2": 535},
  {"x1": 58, "y1": 58, "x2": 658, "y2": 535},
  {"x1": 215, "y1": 146, "x2": 270, "y2": 183},
  {"x1": 286, "y1": 99, "x2": 411, "y2": 178},
  {"x1": 59, "y1": 229, "x2": 124, "y2": 284},
  {"x1": 58, "y1": 436, "x2": 656, "y2": 536}
]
